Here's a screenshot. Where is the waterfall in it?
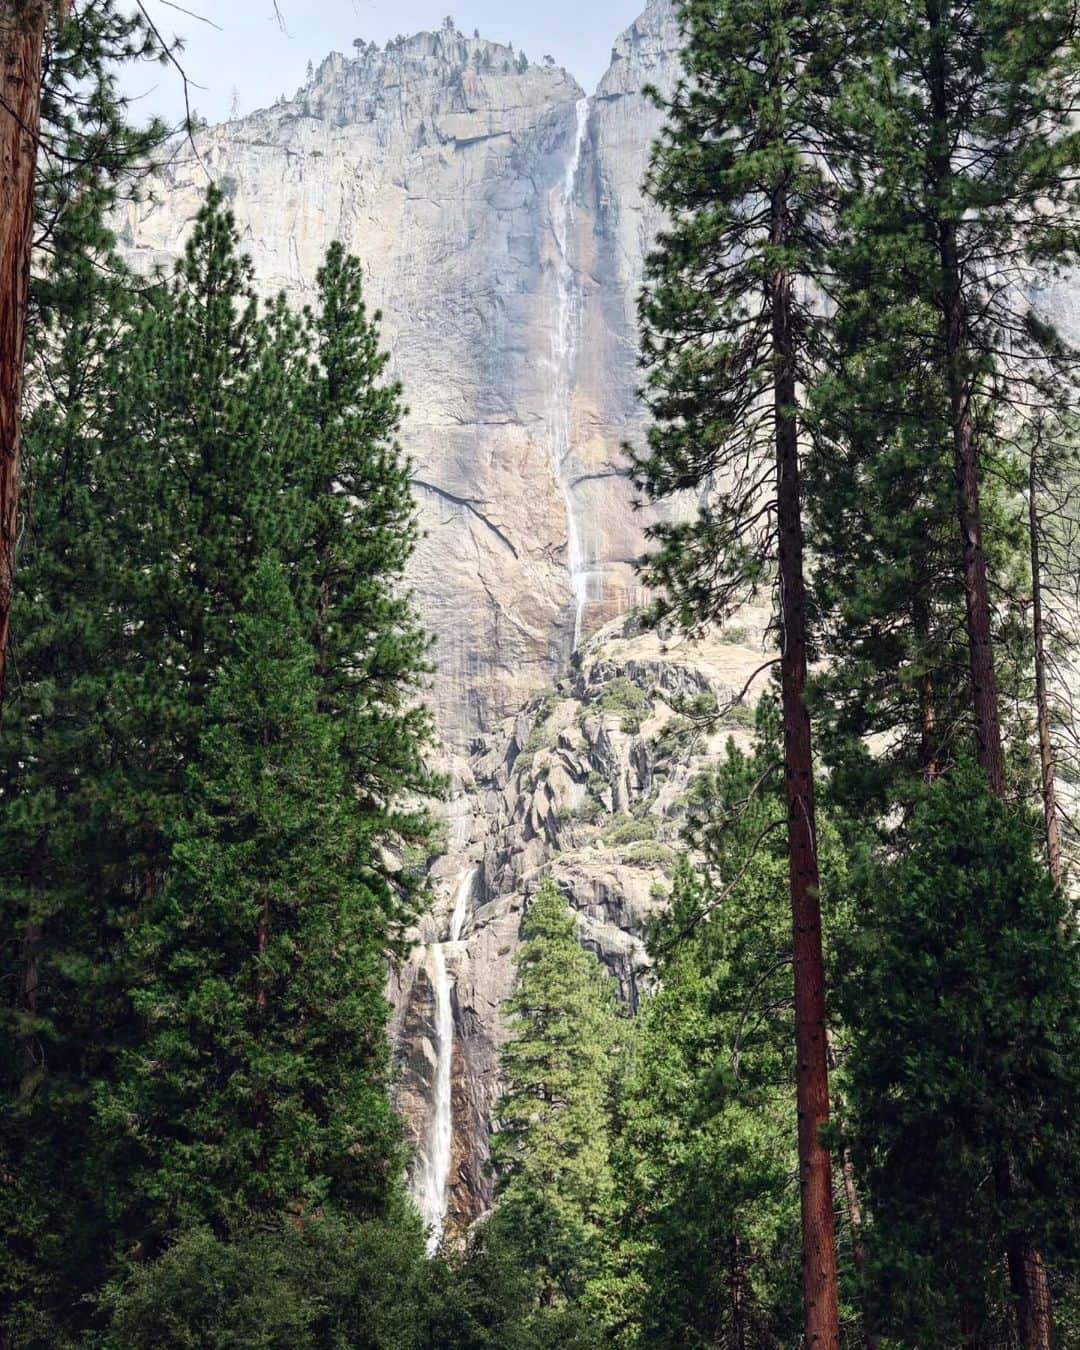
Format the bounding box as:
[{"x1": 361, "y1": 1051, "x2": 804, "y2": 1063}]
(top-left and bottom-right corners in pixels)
[
  {"x1": 411, "y1": 866, "x2": 478, "y2": 1254},
  {"x1": 549, "y1": 96, "x2": 591, "y2": 649}
]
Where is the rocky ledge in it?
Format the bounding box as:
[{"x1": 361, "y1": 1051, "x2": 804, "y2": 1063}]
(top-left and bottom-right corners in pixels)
[{"x1": 390, "y1": 605, "x2": 775, "y2": 1236}]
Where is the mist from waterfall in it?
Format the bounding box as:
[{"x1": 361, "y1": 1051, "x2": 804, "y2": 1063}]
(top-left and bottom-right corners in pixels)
[
  {"x1": 411, "y1": 866, "x2": 478, "y2": 1255},
  {"x1": 550, "y1": 96, "x2": 591, "y2": 649}
]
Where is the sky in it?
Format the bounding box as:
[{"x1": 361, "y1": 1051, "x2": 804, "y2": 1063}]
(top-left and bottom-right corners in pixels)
[{"x1": 124, "y1": 0, "x2": 643, "y2": 129}]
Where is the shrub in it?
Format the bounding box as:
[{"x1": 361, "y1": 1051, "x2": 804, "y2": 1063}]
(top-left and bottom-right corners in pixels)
[
  {"x1": 604, "y1": 815, "x2": 659, "y2": 847},
  {"x1": 593, "y1": 678, "x2": 651, "y2": 734}
]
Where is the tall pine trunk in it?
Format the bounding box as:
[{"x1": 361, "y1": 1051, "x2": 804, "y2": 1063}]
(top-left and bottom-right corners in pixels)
[
  {"x1": 913, "y1": 586, "x2": 941, "y2": 782},
  {"x1": 942, "y1": 219, "x2": 1056, "y2": 1350},
  {"x1": 927, "y1": 5, "x2": 1054, "y2": 1339},
  {"x1": 771, "y1": 176, "x2": 841, "y2": 1350},
  {"x1": 1028, "y1": 453, "x2": 1063, "y2": 887},
  {"x1": 0, "y1": 0, "x2": 48, "y2": 728},
  {"x1": 942, "y1": 240, "x2": 1006, "y2": 797}
]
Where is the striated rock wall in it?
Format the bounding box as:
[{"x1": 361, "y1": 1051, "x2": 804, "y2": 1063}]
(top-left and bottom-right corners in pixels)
[{"x1": 118, "y1": 4, "x2": 682, "y2": 751}]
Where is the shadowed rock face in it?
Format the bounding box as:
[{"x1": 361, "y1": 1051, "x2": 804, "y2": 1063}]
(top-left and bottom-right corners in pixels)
[{"x1": 117, "y1": 3, "x2": 681, "y2": 752}]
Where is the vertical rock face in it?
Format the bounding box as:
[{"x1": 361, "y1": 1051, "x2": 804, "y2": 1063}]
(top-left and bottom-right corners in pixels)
[
  {"x1": 569, "y1": 0, "x2": 684, "y2": 636},
  {"x1": 117, "y1": 5, "x2": 680, "y2": 750},
  {"x1": 121, "y1": 0, "x2": 692, "y2": 1234}
]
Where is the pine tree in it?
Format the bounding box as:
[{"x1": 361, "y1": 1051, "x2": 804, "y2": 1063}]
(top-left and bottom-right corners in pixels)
[
  {"x1": 1, "y1": 191, "x2": 435, "y2": 1336},
  {"x1": 297, "y1": 241, "x2": 434, "y2": 907},
  {"x1": 840, "y1": 762, "x2": 1080, "y2": 1344},
  {"x1": 816, "y1": 6, "x2": 1080, "y2": 1339},
  {"x1": 97, "y1": 557, "x2": 403, "y2": 1240},
  {"x1": 632, "y1": 3, "x2": 856, "y2": 1338},
  {"x1": 491, "y1": 877, "x2": 620, "y2": 1317},
  {"x1": 617, "y1": 749, "x2": 804, "y2": 1347},
  {"x1": 615, "y1": 701, "x2": 873, "y2": 1348},
  {"x1": 96, "y1": 194, "x2": 433, "y2": 929},
  {"x1": 0, "y1": 190, "x2": 153, "y2": 1346},
  {"x1": 0, "y1": 0, "x2": 166, "y2": 725}
]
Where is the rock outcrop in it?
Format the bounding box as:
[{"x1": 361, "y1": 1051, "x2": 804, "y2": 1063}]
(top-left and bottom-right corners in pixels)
[{"x1": 389, "y1": 607, "x2": 774, "y2": 1237}]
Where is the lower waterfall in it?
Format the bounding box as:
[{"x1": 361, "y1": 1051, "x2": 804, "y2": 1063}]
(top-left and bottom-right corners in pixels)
[{"x1": 412, "y1": 867, "x2": 478, "y2": 1254}]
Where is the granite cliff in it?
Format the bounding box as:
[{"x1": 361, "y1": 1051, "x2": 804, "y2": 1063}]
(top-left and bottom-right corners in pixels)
[
  {"x1": 117, "y1": 1, "x2": 682, "y2": 750},
  {"x1": 118, "y1": 0, "x2": 744, "y2": 1238}
]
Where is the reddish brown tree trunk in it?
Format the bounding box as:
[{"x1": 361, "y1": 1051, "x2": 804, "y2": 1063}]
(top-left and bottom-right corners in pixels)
[
  {"x1": 927, "y1": 6, "x2": 1054, "y2": 1337},
  {"x1": 772, "y1": 181, "x2": 841, "y2": 1350},
  {"x1": 1028, "y1": 455, "x2": 1063, "y2": 887},
  {"x1": 939, "y1": 245, "x2": 1055, "y2": 1350},
  {"x1": 840, "y1": 1148, "x2": 881, "y2": 1350},
  {"x1": 0, "y1": 1, "x2": 49, "y2": 729},
  {"x1": 1008, "y1": 1236, "x2": 1056, "y2": 1350}
]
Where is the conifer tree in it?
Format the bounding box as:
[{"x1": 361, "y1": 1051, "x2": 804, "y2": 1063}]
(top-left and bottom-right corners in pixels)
[
  {"x1": 492, "y1": 877, "x2": 619, "y2": 1316},
  {"x1": 0, "y1": 0, "x2": 166, "y2": 724},
  {"x1": 97, "y1": 558, "x2": 402, "y2": 1241},
  {"x1": 617, "y1": 743, "x2": 805, "y2": 1347},
  {"x1": 632, "y1": 3, "x2": 854, "y2": 1338},
  {"x1": 0, "y1": 198, "x2": 149, "y2": 1345},
  {"x1": 840, "y1": 763, "x2": 1080, "y2": 1344},
  {"x1": 817, "y1": 5, "x2": 1080, "y2": 1339},
  {"x1": 99, "y1": 193, "x2": 302, "y2": 831},
  {"x1": 297, "y1": 242, "x2": 434, "y2": 888},
  {"x1": 1, "y1": 192, "x2": 435, "y2": 1336}
]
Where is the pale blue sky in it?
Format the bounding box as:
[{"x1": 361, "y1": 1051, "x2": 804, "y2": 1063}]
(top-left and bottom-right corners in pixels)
[{"x1": 125, "y1": 0, "x2": 643, "y2": 128}]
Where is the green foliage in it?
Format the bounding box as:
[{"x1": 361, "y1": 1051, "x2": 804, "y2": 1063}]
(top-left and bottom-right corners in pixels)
[
  {"x1": 616, "y1": 734, "x2": 802, "y2": 1346},
  {"x1": 630, "y1": 0, "x2": 850, "y2": 633},
  {"x1": 610, "y1": 703, "x2": 864, "y2": 1347},
  {"x1": 0, "y1": 192, "x2": 433, "y2": 1340},
  {"x1": 99, "y1": 1208, "x2": 432, "y2": 1349},
  {"x1": 840, "y1": 761, "x2": 1080, "y2": 1341},
  {"x1": 809, "y1": 0, "x2": 1080, "y2": 811},
  {"x1": 96, "y1": 560, "x2": 402, "y2": 1238},
  {"x1": 523, "y1": 696, "x2": 558, "y2": 754},
  {"x1": 492, "y1": 878, "x2": 621, "y2": 1316},
  {"x1": 619, "y1": 842, "x2": 674, "y2": 869},
  {"x1": 602, "y1": 815, "x2": 658, "y2": 848},
  {"x1": 592, "y1": 678, "x2": 651, "y2": 734}
]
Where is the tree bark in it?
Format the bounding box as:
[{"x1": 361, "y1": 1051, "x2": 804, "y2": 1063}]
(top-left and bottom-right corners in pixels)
[
  {"x1": 939, "y1": 217, "x2": 1055, "y2": 1350},
  {"x1": 840, "y1": 1147, "x2": 881, "y2": 1350},
  {"x1": 772, "y1": 180, "x2": 841, "y2": 1350},
  {"x1": 913, "y1": 587, "x2": 941, "y2": 783},
  {"x1": 1007, "y1": 1236, "x2": 1056, "y2": 1350},
  {"x1": 0, "y1": 1, "x2": 49, "y2": 729},
  {"x1": 942, "y1": 247, "x2": 1056, "y2": 1350},
  {"x1": 1028, "y1": 454, "x2": 1063, "y2": 887},
  {"x1": 941, "y1": 232, "x2": 1006, "y2": 797},
  {"x1": 927, "y1": 5, "x2": 1053, "y2": 1339}
]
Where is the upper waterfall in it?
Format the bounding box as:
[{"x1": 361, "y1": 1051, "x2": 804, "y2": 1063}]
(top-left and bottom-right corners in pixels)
[{"x1": 548, "y1": 96, "x2": 591, "y2": 651}]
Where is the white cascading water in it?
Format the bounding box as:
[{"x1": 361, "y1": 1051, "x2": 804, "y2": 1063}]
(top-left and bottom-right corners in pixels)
[
  {"x1": 549, "y1": 97, "x2": 591, "y2": 649},
  {"x1": 412, "y1": 866, "x2": 478, "y2": 1254}
]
